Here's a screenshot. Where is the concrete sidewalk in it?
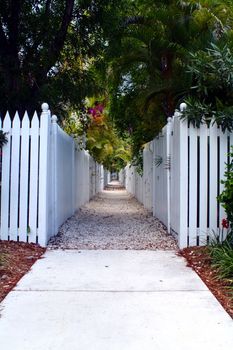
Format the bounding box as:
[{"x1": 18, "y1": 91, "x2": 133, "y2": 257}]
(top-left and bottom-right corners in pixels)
[{"x1": 0, "y1": 250, "x2": 232, "y2": 350}]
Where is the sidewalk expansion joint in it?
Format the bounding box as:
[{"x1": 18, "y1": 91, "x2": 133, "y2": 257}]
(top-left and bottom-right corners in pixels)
[{"x1": 13, "y1": 289, "x2": 209, "y2": 293}]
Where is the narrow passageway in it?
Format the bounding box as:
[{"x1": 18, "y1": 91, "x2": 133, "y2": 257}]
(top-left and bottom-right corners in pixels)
[
  {"x1": 1, "y1": 183, "x2": 233, "y2": 350},
  {"x1": 49, "y1": 181, "x2": 177, "y2": 250}
]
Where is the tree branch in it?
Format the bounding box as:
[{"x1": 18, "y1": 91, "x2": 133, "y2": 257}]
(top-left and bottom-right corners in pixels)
[
  {"x1": 45, "y1": 0, "x2": 52, "y2": 16},
  {"x1": 45, "y1": 0, "x2": 75, "y2": 71},
  {"x1": 8, "y1": 0, "x2": 22, "y2": 54}
]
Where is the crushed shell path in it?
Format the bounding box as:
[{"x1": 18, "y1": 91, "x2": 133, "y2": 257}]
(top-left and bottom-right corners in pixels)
[{"x1": 49, "y1": 188, "x2": 178, "y2": 250}]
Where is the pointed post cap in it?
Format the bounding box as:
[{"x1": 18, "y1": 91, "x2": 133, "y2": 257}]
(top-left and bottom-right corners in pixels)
[
  {"x1": 41, "y1": 102, "x2": 49, "y2": 112},
  {"x1": 51, "y1": 114, "x2": 58, "y2": 123},
  {"x1": 180, "y1": 102, "x2": 187, "y2": 112}
]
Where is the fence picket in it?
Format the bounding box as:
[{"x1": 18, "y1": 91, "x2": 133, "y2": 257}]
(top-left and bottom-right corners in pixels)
[
  {"x1": 209, "y1": 122, "x2": 218, "y2": 241},
  {"x1": 199, "y1": 123, "x2": 208, "y2": 245},
  {"x1": 178, "y1": 117, "x2": 188, "y2": 248},
  {"x1": 188, "y1": 126, "x2": 198, "y2": 246},
  {"x1": 1, "y1": 113, "x2": 11, "y2": 240},
  {"x1": 219, "y1": 129, "x2": 228, "y2": 238},
  {"x1": 9, "y1": 112, "x2": 21, "y2": 241},
  {"x1": 38, "y1": 105, "x2": 50, "y2": 246},
  {"x1": 28, "y1": 112, "x2": 39, "y2": 243},
  {"x1": 18, "y1": 112, "x2": 30, "y2": 242}
]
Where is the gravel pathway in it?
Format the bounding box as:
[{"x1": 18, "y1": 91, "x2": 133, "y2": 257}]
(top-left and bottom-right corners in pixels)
[{"x1": 49, "y1": 188, "x2": 178, "y2": 250}]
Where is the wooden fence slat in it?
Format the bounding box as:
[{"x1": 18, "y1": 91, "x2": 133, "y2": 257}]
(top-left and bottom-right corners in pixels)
[
  {"x1": 219, "y1": 129, "x2": 228, "y2": 240},
  {"x1": 170, "y1": 115, "x2": 182, "y2": 239},
  {"x1": 38, "y1": 105, "x2": 50, "y2": 246},
  {"x1": 178, "y1": 117, "x2": 188, "y2": 248},
  {"x1": 28, "y1": 112, "x2": 39, "y2": 243},
  {"x1": 1, "y1": 113, "x2": 12, "y2": 240},
  {"x1": 9, "y1": 112, "x2": 21, "y2": 241},
  {"x1": 188, "y1": 126, "x2": 198, "y2": 246},
  {"x1": 209, "y1": 121, "x2": 218, "y2": 241},
  {"x1": 18, "y1": 112, "x2": 30, "y2": 242},
  {"x1": 199, "y1": 123, "x2": 208, "y2": 245}
]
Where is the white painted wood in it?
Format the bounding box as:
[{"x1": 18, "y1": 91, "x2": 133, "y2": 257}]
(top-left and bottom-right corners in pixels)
[
  {"x1": 18, "y1": 112, "x2": 30, "y2": 242},
  {"x1": 124, "y1": 110, "x2": 232, "y2": 248},
  {"x1": 170, "y1": 114, "x2": 182, "y2": 242},
  {"x1": 153, "y1": 130, "x2": 169, "y2": 227},
  {"x1": 188, "y1": 126, "x2": 198, "y2": 246},
  {"x1": 166, "y1": 118, "x2": 172, "y2": 234},
  {"x1": 50, "y1": 115, "x2": 58, "y2": 236},
  {"x1": 219, "y1": 128, "x2": 228, "y2": 240},
  {"x1": 199, "y1": 123, "x2": 208, "y2": 245},
  {"x1": 209, "y1": 121, "x2": 218, "y2": 242},
  {"x1": 1, "y1": 113, "x2": 12, "y2": 240},
  {"x1": 55, "y1": 125, "x2": 75, "y2": 228},
  {"x1": 230, "y1": 133, "x2": 233, "y2": 152},
  {"x1": 9, "y1": 112, "x2": 21, "y2": 241},
  {"x1": 28, "y1": 112, "x2": 39, "y2": 243},
  {"x1": 38, "y1": 105, "x2": 50, "y2": 246},
  {"x1": 178, "y1": 117, "x2": 188, "y2": 248}
]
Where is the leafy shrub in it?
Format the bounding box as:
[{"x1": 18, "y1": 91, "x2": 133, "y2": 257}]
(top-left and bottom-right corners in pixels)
[
  {"x1": 208, "y1": 147, "x2": 233, "y2": 286},
  {"x1": 181, "y1": 43, "x2": 233, "y2": 132},
  {"x1": 218, "y1": 147, "x2": 233, "y2": 231},
  {"x1": 0, "y1": 130, "x2": 8, "y2": 147},
  {"x1": 208, "y1": 235, "x2": 233, "y2": 283}
]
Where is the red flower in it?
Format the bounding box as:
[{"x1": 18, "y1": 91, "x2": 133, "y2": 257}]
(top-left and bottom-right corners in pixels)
[{"x1": 222, "y1": 218, "x2": 229, "y2": 229}]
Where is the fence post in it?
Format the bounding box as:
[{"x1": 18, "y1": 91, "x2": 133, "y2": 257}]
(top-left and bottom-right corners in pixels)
[
  {"x1": 166, "y1": 117, "x2": 172, "y2": 234},
  {"x1": 38, "y1": 103, "x2": 51, "y2": 246},
  {"x1": 1, "y1": 113, "x2": 11, "y2": 240},
  {"x1": 178, "y1": 104, "x2": 188, "y2": 248},
  {"x1": 72, "y1": 140, "x2": 76, "y2": 212},
  {"x1": 51, "y1": 114, "x2": 58, "y2": 236}
]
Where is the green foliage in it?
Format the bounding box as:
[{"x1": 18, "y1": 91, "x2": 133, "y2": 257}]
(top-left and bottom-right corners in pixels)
[
  {"x1": 100, "y1": 0, "x2": 233, "y2": 163},
  {"x1": 0, "y1": 130, "x2": 8, "y2": 147},
  {"x1": 208, "y1": 234, "x2": 233, "y2": 284},
  {"x1": 63, "y1": 109, "x2": 91, "y2": 140},
  {"x1": 182, "y1": 43, "x2": 233, "y2": 132},
  {"x1": 207, "y1": 142, "x2": 233, "y2": 289},
  {"x1": 219, "y1": 147, "x2": 233, "y2": 229},
  {"x1": 86, "y1": 113, "x2": 131, "y2": 172},
  {"x1": 0, "y1": 0, "x2": 125, "y2": 117},
  {"x1": 64, "y1": 99, "x2": 131, "y2": 171}
]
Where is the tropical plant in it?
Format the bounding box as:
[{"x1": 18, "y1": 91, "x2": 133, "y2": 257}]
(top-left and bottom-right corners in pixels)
[
  {"x1": 0, "y1": 130, "x2": 8, "y2": 147},
  {"x1": 181, "y1": 43, "x2": 233, "y2": 132},
  {"x1": 208, "y1": 237, "x2": 233, "y2": 285},
  {"x1": 64, "y1": 99, "x2": 131, "y2": 171},
  {"x1": 0, "y1": 0, "x2": 125, "y2": 117},
  {"x1": 101, "y1": 0, "x2": 233, "y2": 168},
  {"x1": 219, "y1": 147, "x2": 233, "y2": 233}
]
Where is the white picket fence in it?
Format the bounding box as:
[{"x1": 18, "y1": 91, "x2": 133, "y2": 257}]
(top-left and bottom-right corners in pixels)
[
  {"x1": 0, "y1": 103, "x2": 105, "y2": 246},
  {"x1": 125, "y1": 104, "x2": 233, "y2": 248},
  {"x1": 124, "y1": 143, "x2": 153, "y2": 211}
]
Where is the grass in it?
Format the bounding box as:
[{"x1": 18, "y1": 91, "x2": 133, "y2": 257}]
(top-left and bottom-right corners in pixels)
[{"x1": 208, "y1": 232, "x2": 233, "y2": 286}]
